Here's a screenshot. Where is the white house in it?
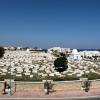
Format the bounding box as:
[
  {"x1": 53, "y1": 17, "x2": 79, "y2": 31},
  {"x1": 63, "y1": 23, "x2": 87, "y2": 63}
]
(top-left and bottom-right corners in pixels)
[{"x1": 71, "y1": 49, "x2": 82, "y2": 61}]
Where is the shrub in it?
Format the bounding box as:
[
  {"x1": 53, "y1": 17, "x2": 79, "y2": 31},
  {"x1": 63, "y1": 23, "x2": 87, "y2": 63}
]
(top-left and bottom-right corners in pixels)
[
  {"x1": 81, "y1": 72, "x2": 100, "y2": 80},
  {"x1": 54, "y1": 56, "x2": 68, "y2": 72},
  {"x1": 0, "y1": 75, "x2": 8, "y2": 81},
  {"x1": 1, "y1": 72, "x2": 100, "y2": 81},
  {"x1": 0, "y1": 47, "x2": 5, "y2": 58}
]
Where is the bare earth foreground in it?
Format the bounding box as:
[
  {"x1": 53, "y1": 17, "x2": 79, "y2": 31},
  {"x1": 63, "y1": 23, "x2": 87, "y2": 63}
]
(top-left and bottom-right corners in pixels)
[
  {"x1": 0, "y1": 82, "x2": 100, "y2": 99},
  {"x1": 0, "y1": 89, "x2": 100, "y2": 98}
]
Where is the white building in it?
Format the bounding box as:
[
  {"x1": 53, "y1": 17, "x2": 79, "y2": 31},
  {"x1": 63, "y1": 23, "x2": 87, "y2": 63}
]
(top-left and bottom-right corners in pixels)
[
  {"x1": 71, "y1": 49, "x2": 82, "y2": 61},
  {"x1": 48, "y1": 47, "x2": 71, "y2": 54}
]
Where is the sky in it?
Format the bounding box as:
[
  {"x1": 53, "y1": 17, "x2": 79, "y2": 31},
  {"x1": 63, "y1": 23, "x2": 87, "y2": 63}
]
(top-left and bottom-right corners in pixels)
[{"x1": 0, "y1": 0, "x2": 100, "y2": 49}]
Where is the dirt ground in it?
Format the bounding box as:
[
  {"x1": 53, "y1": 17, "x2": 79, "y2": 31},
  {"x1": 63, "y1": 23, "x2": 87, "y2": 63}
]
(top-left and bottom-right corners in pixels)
[{"x1": 0, "y1": 81, "x2": 100, "y2": 98}]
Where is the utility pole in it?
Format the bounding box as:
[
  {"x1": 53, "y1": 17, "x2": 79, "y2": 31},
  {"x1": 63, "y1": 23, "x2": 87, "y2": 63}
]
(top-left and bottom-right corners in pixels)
[
  {"x1": 9, "y1": 63, "x2": 12, "y2": 96},
  {"x1": 7, "y1": 60, "x2": 12, "y2": 96}
]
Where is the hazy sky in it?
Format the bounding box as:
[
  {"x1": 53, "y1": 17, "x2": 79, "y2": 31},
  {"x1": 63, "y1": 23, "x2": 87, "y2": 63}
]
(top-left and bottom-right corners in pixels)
[{"x1": 0, "y1": 0, "x2": 100, "y2": 49}]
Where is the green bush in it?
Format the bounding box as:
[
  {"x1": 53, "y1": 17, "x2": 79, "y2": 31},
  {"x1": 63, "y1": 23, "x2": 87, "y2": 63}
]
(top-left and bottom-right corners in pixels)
[
  {"x1": 1, "y1": 72, "x2": 100, "y2": 81},
  {"x1": 81, "y1": 72, "x2": 100, "y2": 80},
  {"x1": 0, "y1": 47, "x2": 5, "y2": 58},
  {"x1": 54, "y1": 56, "x2": 68, "y2": 72},
  {"x1": 42, "y1": 75, "x2": 79, "y2": 81},
  {"x1": 0, "y1": 75, "x2": 8, "y2": 81},
  {"x1": 14, "y1": 74, "x2": 42, "y2": 81}
]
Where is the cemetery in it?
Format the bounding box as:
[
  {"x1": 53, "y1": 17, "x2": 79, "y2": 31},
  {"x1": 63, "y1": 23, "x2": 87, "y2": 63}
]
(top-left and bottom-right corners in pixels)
[{"x1": 0, "y1": 47, "x2": 100, "y2": 97}]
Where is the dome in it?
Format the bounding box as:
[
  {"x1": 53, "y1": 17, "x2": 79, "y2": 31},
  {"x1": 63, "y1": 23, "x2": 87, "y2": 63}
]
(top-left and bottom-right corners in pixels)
[{"x1": 72, "y1": 49, "x2": 79, "y2": 55}]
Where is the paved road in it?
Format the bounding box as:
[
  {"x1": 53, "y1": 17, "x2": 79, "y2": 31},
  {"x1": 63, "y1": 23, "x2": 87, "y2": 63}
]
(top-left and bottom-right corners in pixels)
[{"x1": 0, "y1": 97, "x2": 100, "y2": 100}]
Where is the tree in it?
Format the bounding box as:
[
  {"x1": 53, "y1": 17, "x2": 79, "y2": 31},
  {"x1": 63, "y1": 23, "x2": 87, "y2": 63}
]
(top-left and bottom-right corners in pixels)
[
  {"x1": 60, "y1": 53, "x2": 66, "y2": 57},
  {"x1": 0, "y1": 47, "x2": 5, "y2": 58},
  {"x1": 54, "y1": 56, "x2": 68, "y2": 72}
]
